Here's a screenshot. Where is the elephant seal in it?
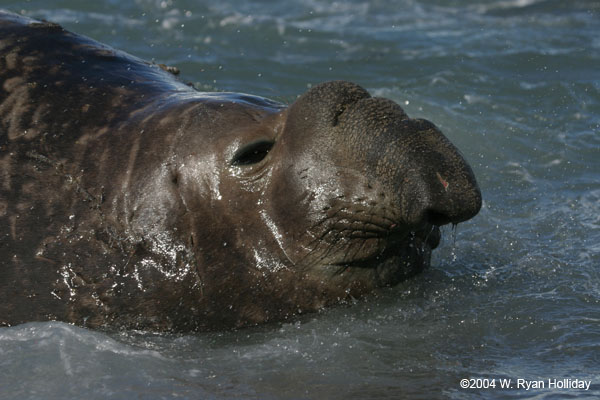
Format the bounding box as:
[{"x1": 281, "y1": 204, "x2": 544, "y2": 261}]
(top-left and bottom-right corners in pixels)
[{"x1": 0, "y1": 11, "x2": 481, "y2": 332}]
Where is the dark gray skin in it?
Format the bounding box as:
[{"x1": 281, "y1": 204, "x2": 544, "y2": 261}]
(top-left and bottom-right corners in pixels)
[{"x1": 0, "y1": 11, "x2": 481, "y2": 332}]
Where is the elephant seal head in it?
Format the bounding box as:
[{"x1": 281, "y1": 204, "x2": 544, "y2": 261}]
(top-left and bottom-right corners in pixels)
[
  {"x1": 262, "y1": 81, "x2": 480, "y2": 283},
  {"x1": 133, "y1": 81, "x2": 482, "y2": 327}
]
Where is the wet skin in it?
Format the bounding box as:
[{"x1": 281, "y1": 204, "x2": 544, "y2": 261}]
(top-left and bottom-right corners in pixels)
[{"x1": 0, "y1": 11, "x2": 481, "y2": 331}]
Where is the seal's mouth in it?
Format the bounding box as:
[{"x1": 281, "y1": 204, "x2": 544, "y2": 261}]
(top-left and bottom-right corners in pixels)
[{"x1": 330, "y1": 224, "x2": 441, "y2": 286}]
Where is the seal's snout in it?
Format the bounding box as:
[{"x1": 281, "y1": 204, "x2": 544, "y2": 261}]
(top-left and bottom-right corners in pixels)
[
  {"x1": 395, "y1": 128, "x2": 482, "y2": 229},
  {"x1": 392, "y1": 117, "x2": 482, "y2": 228},
  {"x1": 294, "y1": 80, "x2": 482, "y2": 228},
  {"x1": 420, "y1": 179, "x2": 482, "y2": 228},
  {"x1": 286, "y1": 80, "x2": 481, "y2": 229}
]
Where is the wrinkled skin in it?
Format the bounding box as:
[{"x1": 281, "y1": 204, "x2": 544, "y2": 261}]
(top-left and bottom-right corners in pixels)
[{"x1": 0, "y1": 12, "x2": 481, "y2": 332}]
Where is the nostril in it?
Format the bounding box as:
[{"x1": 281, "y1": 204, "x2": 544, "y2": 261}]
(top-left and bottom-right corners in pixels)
[{"x1": 425, "y1": 209, "x2": 452, "y2": 227}]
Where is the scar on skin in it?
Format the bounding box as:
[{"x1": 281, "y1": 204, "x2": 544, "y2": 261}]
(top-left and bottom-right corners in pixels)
[{"x1": 436, "y1": 172, "x2": 449, "y2": 191}]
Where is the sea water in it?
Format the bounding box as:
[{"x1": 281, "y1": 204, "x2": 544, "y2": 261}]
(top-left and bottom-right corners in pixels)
[{"x1": 0, "y1": 0, "x2": 599, "y2": 399}]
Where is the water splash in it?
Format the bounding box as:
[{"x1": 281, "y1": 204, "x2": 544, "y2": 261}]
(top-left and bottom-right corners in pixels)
[{"x1": 450, "y1": 223, "x2": 458, "y2": 263}]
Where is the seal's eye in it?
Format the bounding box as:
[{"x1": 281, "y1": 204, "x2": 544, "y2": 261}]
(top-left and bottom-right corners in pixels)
[{"x1": 231, "y1": 140, "x2": 274, "y2": 166}]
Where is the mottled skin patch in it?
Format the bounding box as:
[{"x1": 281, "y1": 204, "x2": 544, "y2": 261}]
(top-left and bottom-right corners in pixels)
[{"x1": 0, "y1": 11, "x2": 481, "y2": 332}]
